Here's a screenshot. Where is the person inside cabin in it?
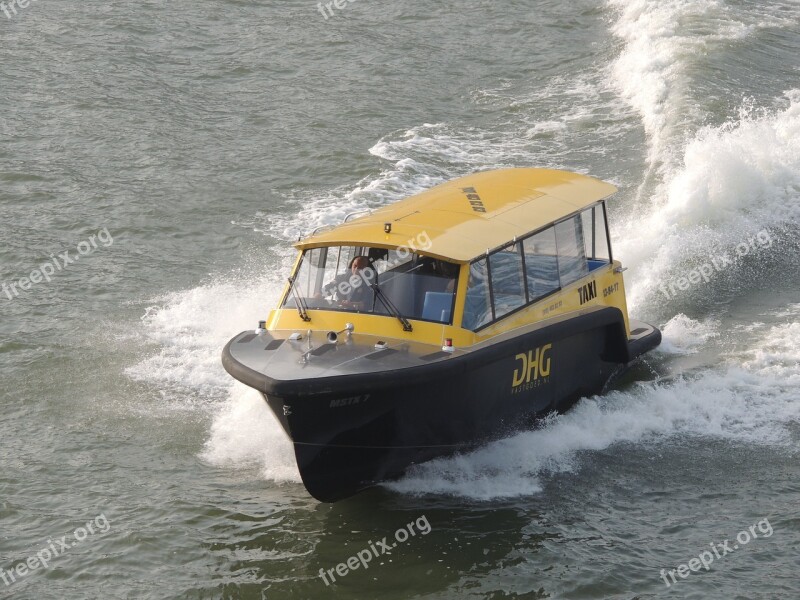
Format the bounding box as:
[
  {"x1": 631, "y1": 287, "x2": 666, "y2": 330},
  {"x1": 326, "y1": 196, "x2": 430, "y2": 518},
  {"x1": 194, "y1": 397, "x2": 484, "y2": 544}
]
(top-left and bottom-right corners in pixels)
[
  {"x1": 436, "y1": 260, "x2": 459, "y2": 292},
  {"x1": 322, "y1": 255, "x2": 375, "y2": 310}
]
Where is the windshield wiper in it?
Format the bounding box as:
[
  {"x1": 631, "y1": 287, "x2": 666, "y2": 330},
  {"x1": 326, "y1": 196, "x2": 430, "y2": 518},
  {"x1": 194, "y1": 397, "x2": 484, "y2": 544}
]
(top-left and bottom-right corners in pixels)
[
  {"x1": 370, "y1": 283, "x2": 412, "y2": 332},
  {"x1": 287, "y1": 276, "x2": 311, "y2": 322}
]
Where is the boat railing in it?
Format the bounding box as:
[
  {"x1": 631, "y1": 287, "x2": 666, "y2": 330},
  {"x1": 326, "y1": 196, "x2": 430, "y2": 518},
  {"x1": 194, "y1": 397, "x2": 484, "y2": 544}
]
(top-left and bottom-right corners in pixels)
[
  {"x1": 308, "y1": 224, "x2": 335, "y2": 236},
  {"x1": 306, "y1": 209, "x2": 373, "y2": 238},
  {"x1": 343, "y1": 209, "x2": 371, "y2": 222}
]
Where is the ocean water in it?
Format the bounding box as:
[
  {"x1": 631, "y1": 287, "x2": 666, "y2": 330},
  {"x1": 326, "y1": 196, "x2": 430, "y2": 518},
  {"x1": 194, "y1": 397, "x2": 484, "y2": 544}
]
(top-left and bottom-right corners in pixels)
[{"x1": 1, "y1": 0, "x2": 799, "y2": 598}]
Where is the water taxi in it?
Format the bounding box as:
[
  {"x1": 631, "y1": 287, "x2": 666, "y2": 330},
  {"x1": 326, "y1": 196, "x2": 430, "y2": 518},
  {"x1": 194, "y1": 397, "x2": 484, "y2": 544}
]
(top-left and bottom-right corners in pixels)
[{"x1": 222, "y1": 168, "x2": 661, "y2": 501}]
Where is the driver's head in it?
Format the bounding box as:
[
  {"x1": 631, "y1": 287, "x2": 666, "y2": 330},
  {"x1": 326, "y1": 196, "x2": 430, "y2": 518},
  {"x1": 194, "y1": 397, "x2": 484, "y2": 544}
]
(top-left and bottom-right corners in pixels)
[{"x1": 351, "y1": 256, "x2": 370, "y2": 273}]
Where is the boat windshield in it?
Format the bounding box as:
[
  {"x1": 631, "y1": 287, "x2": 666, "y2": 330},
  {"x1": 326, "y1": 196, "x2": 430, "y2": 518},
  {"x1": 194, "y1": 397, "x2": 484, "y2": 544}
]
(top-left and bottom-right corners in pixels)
[{"x1": 282, "y1": 246, "x2": 459, "y2": 325}]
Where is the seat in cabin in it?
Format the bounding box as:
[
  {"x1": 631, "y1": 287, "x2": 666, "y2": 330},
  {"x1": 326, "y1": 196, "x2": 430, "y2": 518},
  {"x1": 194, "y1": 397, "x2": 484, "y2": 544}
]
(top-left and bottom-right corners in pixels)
[{"x1": 421, "y1": 291, "x2": 453, "y2": 322}]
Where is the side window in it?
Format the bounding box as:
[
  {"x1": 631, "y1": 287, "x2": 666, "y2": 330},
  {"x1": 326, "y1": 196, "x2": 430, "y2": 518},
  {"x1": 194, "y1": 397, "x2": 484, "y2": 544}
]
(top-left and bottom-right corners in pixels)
[
  {"x1": 580, "y1": 205, "x2": 611, "y2": 268},
  {"x1": 489, "y1": 243, "x2": 526, "y2": 319},
  {"x1": 283, "y1": 248, "x2": 325, "y2": 307},
  {"x1": 462, "y1": 259, "x2": 492, "y2": 330},
  {"x1": 522, "y1": 227, "x2": 560, "y2": 302},
  {"x1": 554, "y1": 216, "x2": 589, "y2": 287}
]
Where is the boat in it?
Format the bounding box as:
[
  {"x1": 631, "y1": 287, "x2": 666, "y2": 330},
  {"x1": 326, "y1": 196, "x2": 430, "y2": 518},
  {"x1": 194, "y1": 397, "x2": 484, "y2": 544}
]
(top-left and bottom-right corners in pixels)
[{"x1": 222, "y1": 168, "x2": 662, "y2": 502}]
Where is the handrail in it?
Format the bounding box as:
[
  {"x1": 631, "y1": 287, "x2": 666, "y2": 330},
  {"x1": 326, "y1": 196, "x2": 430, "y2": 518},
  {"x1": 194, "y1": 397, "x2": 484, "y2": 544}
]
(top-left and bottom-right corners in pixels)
[
  {"x1": 309, "y1": 224, "x2": 335, "y2": 236},
  {"x1": 343, "y1": 209, "x2": 371, "y2": 222},
  {"x1": 305, "y1": 208, "x2": 371, "y2": 238}
]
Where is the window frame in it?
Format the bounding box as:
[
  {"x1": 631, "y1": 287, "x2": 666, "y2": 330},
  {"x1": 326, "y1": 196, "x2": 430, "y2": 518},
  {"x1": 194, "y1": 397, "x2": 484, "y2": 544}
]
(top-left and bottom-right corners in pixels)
[
  {"x1": 581, "y1": 203, "x2": 613, "y2": 263},
  {"x1": 281, "y1": 246, "x2": 461, "y2": 326},
  {"x1": 553, "y1": 214, "x2": 590, "y2": 288},
  {"x1": 462, "y1": 200, "x2": 614, "y2": 332},
  {"x1": 521, "y1": 226, "x2": 561, "y2": 305},
  {"x1": 488, "y1": 241, "x2": 528, "y2": 320}
]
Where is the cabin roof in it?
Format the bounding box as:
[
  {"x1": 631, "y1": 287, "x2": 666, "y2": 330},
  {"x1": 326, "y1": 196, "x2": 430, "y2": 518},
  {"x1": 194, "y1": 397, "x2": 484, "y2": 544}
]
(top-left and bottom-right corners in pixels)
[{"x1": 295, "y1": 168, "x2": 617, "y2": 262}]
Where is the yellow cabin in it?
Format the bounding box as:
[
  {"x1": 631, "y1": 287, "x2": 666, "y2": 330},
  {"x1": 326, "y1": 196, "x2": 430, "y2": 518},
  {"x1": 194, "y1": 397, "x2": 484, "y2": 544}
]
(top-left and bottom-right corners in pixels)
[{"x1": 269, "y1": 168, "x2": 631, "y2": 347}]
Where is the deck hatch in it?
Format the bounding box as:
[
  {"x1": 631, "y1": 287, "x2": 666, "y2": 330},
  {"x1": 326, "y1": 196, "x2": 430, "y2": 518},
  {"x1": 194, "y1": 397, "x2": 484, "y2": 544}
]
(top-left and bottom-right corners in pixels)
[
  {"x1": 238, "y1": 333, "x2": 258, "y2": 344},
  {"x1": 364, "y1": 348, "x2": 399, "y2": 361},
  {"x1": 265, "y1": 339, "x2": 285, "y2": 351},
  {"x1": 310, "y1": 344, "x2": 337, "y2": 357}
]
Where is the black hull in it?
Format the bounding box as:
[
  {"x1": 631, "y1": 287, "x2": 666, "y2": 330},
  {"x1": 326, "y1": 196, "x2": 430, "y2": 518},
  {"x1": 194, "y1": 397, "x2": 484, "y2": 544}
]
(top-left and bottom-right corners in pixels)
[{"x1": 223, "y1": 307, "x2": 661, "y2": 502}]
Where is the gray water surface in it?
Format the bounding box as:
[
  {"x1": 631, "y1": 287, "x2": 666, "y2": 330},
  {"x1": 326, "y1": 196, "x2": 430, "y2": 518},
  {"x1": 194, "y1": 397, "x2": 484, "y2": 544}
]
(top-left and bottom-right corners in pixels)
[{"x1": 2, "y1": 0, "x2": 800, "y2": 598}]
